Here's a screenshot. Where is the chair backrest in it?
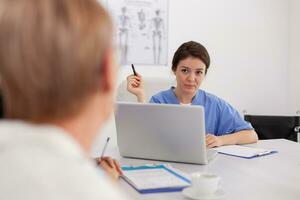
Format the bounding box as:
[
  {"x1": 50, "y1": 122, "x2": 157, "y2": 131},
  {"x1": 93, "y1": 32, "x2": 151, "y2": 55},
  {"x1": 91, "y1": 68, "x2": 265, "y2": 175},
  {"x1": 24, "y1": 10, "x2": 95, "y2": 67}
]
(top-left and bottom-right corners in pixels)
[
  {"x1": 244, "y1": 115, "x2": 300, "y2": 142},
  {"x1": 116, "y1": 77, "x2": 175, "y2": 102}
]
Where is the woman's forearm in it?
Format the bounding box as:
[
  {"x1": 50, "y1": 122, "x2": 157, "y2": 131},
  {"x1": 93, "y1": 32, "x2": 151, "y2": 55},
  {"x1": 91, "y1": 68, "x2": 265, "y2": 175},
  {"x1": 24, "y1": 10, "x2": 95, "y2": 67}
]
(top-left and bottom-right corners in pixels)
[{"x1": 219, "y1": 130, "x2": 258, "y2": 145}]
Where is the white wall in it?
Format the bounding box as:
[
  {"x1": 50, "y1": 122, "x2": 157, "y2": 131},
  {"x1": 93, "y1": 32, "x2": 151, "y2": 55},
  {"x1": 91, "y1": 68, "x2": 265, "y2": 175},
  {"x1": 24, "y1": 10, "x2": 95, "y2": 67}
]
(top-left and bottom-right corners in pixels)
[
  {"x1": 288, "y1": 0, "x2": 300, "y2": 115},
  {"x1": 117, "y1": 0, "x2": 290, "y2": 115}
]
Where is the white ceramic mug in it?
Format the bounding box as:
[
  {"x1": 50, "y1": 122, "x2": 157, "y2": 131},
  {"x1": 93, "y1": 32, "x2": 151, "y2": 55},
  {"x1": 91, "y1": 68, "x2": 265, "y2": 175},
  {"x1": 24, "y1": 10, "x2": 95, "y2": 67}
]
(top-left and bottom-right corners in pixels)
[{"x1": 191, "y1": 172, "x2": 220, "y2": 195}]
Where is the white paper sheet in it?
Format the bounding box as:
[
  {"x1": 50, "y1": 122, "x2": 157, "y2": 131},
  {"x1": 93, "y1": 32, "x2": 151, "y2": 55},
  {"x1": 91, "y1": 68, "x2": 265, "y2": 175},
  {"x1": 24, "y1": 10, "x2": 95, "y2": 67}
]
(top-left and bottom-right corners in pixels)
[{"x1": 123, "y1": 167, "x2": 190, "y2": 190}]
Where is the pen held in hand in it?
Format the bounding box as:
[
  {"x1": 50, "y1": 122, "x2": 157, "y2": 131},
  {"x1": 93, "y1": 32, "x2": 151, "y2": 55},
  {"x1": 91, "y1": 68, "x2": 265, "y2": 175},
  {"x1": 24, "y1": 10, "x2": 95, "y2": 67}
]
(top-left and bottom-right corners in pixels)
[
  {"x1": 131, "y1": 64, "x2": 137, "y2": 76},
  {"x1": 101, "y1": 137, "x2": 110, "y2": 158},
  {"x1": 98, "y1": 137, "x2": 123, "y2": 177}
]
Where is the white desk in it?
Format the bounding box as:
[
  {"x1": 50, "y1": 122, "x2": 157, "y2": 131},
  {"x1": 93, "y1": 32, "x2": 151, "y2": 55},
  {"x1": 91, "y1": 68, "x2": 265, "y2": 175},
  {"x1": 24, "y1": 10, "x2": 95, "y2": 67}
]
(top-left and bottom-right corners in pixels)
[{"x1": 107, "y1": 139, "x2": 300, "y2": 200}]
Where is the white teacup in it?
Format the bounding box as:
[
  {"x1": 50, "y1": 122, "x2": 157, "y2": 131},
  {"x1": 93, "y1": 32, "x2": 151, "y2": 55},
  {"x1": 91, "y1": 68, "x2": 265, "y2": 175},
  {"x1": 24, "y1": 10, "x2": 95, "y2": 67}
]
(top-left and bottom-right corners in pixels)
[{"x1": 191, "y1": 172, "x2": 220, "y2": 196}]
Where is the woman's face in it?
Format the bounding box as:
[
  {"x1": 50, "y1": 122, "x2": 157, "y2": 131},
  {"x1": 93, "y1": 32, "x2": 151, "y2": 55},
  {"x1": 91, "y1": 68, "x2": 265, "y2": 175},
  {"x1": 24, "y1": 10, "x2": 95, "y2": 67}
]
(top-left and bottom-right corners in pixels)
[{"x1": 173, "y1": 57, "x2": 206, "y2": 96}]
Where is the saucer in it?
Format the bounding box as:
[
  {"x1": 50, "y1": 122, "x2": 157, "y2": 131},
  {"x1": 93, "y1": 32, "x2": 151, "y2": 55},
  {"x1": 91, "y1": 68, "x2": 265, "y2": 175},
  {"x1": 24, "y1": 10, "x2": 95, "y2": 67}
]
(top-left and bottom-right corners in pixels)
[{"x1": 182, "y1": 187, "x2": 225, "y2": 200}]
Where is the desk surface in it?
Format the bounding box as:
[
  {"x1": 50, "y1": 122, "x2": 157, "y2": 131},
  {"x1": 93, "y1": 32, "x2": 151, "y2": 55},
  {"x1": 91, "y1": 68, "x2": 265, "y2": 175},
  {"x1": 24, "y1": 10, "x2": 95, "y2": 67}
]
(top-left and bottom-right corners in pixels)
[{"x1": 107, "y1": 139, "x2": 300, "y2": 200}]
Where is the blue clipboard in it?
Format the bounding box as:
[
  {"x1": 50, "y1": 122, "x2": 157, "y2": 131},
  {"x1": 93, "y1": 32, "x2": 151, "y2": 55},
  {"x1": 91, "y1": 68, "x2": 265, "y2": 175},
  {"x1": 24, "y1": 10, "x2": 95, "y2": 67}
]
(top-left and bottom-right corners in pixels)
[{"x1": 121, "y1": 165, "x2": 191, "y2": 194}]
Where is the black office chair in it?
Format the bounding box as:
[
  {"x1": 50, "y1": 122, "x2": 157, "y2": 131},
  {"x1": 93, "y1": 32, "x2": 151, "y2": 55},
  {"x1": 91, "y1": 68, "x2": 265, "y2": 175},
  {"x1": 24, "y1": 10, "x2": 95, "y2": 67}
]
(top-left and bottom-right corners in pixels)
[{"x1": 244, "y1": 115, "x2": 300, "y2": 142}]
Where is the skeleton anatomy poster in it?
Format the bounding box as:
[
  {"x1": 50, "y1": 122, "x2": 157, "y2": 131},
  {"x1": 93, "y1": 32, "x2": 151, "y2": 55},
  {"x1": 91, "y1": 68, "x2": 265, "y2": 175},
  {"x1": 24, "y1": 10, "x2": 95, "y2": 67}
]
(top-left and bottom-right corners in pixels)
[{"x1": 107, "y1": 0, "x2": 168, "y2": 65}]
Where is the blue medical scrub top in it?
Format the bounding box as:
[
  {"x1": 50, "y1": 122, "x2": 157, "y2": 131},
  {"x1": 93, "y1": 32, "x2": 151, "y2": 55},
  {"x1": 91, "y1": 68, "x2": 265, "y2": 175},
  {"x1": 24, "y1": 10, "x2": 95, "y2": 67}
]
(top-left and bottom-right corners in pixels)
[{"x1": 149, "y1": 87, "x2": 253, "y2": 136}]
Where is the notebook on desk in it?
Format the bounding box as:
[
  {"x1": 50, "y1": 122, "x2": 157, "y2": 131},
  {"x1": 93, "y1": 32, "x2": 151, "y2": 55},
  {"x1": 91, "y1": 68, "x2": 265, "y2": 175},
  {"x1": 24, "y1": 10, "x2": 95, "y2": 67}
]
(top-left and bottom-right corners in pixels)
[
  {"x1": 216, "y1": 145, "x2": 277, "y2": 159},
  {"x1": 115, "y1": 102, "x2": 217, "y2": 165},
  {"x1": 121, "y1": 164, "x2": 191, "y2": 194}
]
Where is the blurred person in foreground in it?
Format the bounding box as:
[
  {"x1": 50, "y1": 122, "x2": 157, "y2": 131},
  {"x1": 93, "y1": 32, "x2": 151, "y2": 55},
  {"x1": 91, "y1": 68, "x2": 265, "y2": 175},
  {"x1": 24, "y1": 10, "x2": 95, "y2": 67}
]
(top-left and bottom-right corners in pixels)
[{"x1": 0, "y1": 0, "x2": 129, "y2": 199}]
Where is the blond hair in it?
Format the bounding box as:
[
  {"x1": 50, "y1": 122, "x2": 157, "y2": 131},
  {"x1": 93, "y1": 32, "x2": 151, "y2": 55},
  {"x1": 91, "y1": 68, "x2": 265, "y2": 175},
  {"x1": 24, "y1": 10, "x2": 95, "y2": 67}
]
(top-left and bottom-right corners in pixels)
[{"x1": 0, "y1": 0, "x2": 112, "y2": 121}]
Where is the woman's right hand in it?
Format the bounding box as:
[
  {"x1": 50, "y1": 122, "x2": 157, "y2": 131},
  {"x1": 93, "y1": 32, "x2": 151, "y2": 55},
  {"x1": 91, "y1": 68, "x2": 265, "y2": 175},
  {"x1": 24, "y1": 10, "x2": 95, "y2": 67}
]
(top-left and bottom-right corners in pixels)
[{"x1": 126, "y1": 74, "x2": 146, "y2": 103}]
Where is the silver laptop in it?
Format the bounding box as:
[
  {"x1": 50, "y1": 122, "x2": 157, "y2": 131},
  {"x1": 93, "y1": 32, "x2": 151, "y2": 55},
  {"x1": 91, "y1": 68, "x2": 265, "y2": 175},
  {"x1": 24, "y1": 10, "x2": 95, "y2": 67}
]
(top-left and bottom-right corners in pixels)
[{"x1": 115, "y1": 102, "x2": 217, "y2": 165}]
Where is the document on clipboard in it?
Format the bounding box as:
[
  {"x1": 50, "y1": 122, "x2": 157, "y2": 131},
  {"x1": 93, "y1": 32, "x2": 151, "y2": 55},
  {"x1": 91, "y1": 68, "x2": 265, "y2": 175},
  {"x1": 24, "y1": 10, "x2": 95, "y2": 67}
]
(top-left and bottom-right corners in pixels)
[
  {"x1": 121, "y1": 165, "x2": 191, "y2": 194},
  {"x1": 216, "y1": 145, "x2": 277, "y2": 159}
]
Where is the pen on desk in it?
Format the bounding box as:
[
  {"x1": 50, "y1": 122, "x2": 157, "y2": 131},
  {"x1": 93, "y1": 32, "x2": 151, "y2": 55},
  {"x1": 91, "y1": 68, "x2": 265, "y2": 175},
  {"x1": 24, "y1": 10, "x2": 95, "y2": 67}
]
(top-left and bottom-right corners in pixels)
[
  {"x1": 131, "y1": 64, "x2": 137, "y2": 76},
  {"x1": 101, "y1": 137, "x2": 110, "y2": 158}
]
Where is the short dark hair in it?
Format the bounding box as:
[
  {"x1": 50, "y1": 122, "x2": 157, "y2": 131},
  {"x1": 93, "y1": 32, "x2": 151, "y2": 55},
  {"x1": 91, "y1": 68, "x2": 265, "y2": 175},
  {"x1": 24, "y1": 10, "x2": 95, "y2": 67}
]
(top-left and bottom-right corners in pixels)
[{"x1": 171, "y1": 41, "x2": 210, "y2": 73}]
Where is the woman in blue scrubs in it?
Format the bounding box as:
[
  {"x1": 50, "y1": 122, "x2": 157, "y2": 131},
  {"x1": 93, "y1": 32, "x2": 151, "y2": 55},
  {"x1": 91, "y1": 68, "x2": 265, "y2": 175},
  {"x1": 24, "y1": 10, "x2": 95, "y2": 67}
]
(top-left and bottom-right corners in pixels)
[{"x1": 127, "y1": 41, "x2": 258, "y2": 148}]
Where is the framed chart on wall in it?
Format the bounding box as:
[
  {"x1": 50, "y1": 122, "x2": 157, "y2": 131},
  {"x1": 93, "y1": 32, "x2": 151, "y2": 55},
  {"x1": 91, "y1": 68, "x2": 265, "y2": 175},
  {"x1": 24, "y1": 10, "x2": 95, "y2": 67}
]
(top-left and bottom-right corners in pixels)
[{"x1": 106, "y1": 0, "x2": 168, "y2": 65}]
